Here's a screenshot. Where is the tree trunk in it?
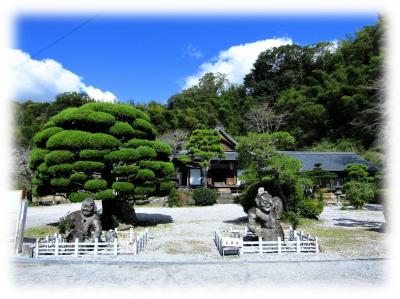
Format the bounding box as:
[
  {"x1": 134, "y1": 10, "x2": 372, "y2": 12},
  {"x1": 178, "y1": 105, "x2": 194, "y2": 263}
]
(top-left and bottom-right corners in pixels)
[
  {"x1": 202, "y1": 167, "x2": 208, "y2": 188},
  {"x1": 101, "y1": 200, "x2": 137, "y2": 230}
]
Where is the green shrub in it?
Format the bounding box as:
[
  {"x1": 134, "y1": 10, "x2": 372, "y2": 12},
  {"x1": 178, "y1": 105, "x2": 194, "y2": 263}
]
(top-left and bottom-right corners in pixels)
[
  {"x1": 297, "y1": 199, "x2": 324, "y2": 219},
  {"x1": 84, "y1": 179, "x2": 108, "y2": 191},
  {"x1": 33, "y1": 127, "x2": 63, "y2": 147},
  {"x1": 151, "y1": 141, "x2": 172, "y2": 156},
  {"x1": 168, "y1": 188, "x2": 180, "y2": 207},
  {"x1": 37, "y1": 162, "x2": 49, "y2": 174},
  {"x1": 192, "y1": 188, "x2": 217, "y2": 206},
  {"x1": 88, "y1": 133, "x2": 121, "y2": 149},
  {"x1": 138, "y1": 161, "x2": 174, "y2": 176},
  {"x1": 50, "y1": 177, "x2": 71, "y2": 188},
  {"x1": 58, "y1": 213, "x2": 75, "y2": 234},
  {"x1": 29, "y1": 148, "x2": 49, "y2": 169},
  {"x1": 81, "y1": 102, "x2": 138, "y2": 123},
  {"x1": 46, "y1": 130, "x2": 91, "y2": 149},
  {"x1": 51, "y1": 107, "x2": 115, "y2": 130},
  {"x1": 79, "y1": 149, "x2": 110, "y2": 160},
  {"x1": 280, "y1": 211, "x2": 300, "y2": 230},
  {"x1": 32, "y1": 178, "x2": 43, "y2": 186},
  {"x1": 177, "y1": 155, "x2": 191, "y2": 164},
  {"x1": 343, "y1": 180, "x2": 375, "y2": 209},
  {"x1": 133, "y1": 118, "x2": 154, "y2": 134},
  {"x1": 136, "y1": 169, "x2": 156, "y2": 181},
  {"x1": 69, "y1": 172, "x2": 88, "y2": 183},
  {"x1": 105, "y1": 148, "x2": 139, "y2": 162},
  {"x1": 109, "y1": 121, "x2": 135, "y2": 138},
  {"x1": 69, "y1": 192, "x2": 93, "y2": 203},
  {"x1": 136, "y1": 146, "x2": 157, "y2": 159},
  {"x1": 112, "y1": 182, "x2": 135, "y2": 194},
  {"x1": 134, "y1": 184, "x2": 156, "y2": 195},
  {"x1": 47, "y1": 163, "x2": 74, "y2": 175},
  {"x1": 159, "y1": 180, "x2": 175, "y2": 195},
  {"x1": 42, "y1": 120, "x2": 56, "y2": 129},
  {"x1": 95, "y1": 189, "x2": 115, "y2": 201},
  {"x1": 133, "y1": 109, "x2": 151, "y2": 122},
  {"x1": 73, "y1": 161, "x2": 105, "y2": 172},
  {"x1": 44, "y1": 150, "x2": 75, "y2": 165},
  {"x1": 112, "y1": 165, "x2": 139, "y2": 176}
]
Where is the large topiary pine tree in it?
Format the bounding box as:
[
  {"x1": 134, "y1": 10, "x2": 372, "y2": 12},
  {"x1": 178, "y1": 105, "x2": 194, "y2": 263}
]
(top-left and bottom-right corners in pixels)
[{"x1": 29, "y1": 102, "x2": 175, "y2": 228}]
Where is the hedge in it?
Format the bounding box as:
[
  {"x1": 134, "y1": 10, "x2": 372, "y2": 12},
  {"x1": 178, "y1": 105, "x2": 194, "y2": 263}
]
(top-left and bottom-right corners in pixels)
[
  {"x1": 47, "y1": 163, "x2": 74, "y2": 175},
  {"x1": 44, "y1": 150, "x2": 75, "y2": 166},
  {"x1": 33, "y1": 127, "x2": 63, "y2": 147},
  {"x1": 112, "y1": 181, "x2": 135, "y2": 194},
  {"x1": 73, "y1": 161, "x2": 105, "y2": 172},
  {"x1": 95, "y1": 189, "x2": 115, "y2": 201},
  {"x1": 69, "y1": 192, "x2": 94, "y2": 203},
  {"x1": 50, "y1": 177, "x2": 71, "y2": 187},
  {"x1": 113, "y1": 165, "x2": 139, "y2": 176},
  {"x1": 297, "y1": 199, "x2": 324, "y2": 219},
  {"x1": 84, "y1": 179, "x2": 108, "y2": 191},
  {"x1": 29, "y1": 148, "x2": 49, "y2": 169},
  {"x1": 32, "y1": 178, "x2": 43, "y2": 186},
  {"x1": 105, "y1": 148, "x2": 139, "y2": 162},
  {"x1": 42, "y1": 120, "x2": 56, "y2": 130},
  {"x1": 136, "y1": 146, "x2": 157, "y2": 159},
  {"x1": 79, "y1": 149, "x2": 110, "y2": 160},
  {"x1": 109, "y1": 121, "x2": 135, "y2": 138},
  {"x1": 136, "y1": 169, "x2": 156, "y2": 181},
  {"x1": 133, "y1": 109, "x2": 151, "y2": 122},
  {"x1": 38, "y1": 162, "x2": 49, "y2": 174},
  {"x1": 192, "y1": 188, "x2": 217, "y2": 206}
]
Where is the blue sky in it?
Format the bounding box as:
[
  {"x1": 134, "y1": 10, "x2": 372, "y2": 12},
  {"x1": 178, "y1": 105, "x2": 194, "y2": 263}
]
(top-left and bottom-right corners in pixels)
[{"x1": 14, "y1": 14, "x2": 379, "y2": 104}]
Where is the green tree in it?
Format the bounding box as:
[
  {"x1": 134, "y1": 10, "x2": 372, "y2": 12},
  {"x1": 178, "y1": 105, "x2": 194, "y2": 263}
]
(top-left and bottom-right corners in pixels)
[
  {"x1": 185, "y1": 129, "x2": 225, "y2": 187},
  {"x1": 236, "y1": 132, "x2": 312, "y2": 211},
  {"x1": 29, "y1": 102, "x2": 174, "y2": 229}
]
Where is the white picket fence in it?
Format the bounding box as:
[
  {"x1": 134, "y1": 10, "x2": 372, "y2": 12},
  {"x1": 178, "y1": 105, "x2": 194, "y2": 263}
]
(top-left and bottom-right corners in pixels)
[
  {"x1": 34, "y1": 228, "x2": 149, "y2": 258},
  {"x1": 214, "y1": 226, "x2": 319, "y2": 256}
]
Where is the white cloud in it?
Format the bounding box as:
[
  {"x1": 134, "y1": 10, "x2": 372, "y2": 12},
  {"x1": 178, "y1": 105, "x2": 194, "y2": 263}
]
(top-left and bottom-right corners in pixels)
[
  {"x1": 183, "y1": 38, "x2": 292, "y2": 89},
  {"x1": 7, "y1": 49, "x2": 117, "y2": 102}
]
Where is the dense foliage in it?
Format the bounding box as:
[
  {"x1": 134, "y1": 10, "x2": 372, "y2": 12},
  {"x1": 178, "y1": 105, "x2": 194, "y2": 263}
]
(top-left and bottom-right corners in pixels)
[
  {"x1": 192, "y1": 188, "x2": 218, "y2": 206},
  {"x1": 29, "y1": 103, "x2": 175, "y2": 208}
]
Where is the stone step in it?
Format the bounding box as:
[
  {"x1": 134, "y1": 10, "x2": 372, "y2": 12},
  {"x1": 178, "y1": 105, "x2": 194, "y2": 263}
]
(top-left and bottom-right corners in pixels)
[{"x1": 216, "y1": 193, "x2": 235, "y2": 204}]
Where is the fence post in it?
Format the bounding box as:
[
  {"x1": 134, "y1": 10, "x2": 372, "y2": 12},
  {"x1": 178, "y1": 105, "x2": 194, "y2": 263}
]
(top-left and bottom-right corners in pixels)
[
  {"x1": 35, "y1": 238, "x2": 39, "y2": 258},
  {"x1": 146, "y1": 228, "x2": 149, "y2": 244},
  {"x1": 300, "y1": 231, "x2": 304, "y2": 241},
  {"x1": 113, "y1": 238, "x2": 118, "y2": 256},
  {"x1": 258, "y1": 237, "x2": 263, "y2": 254},
  {"x1": 74, "y1": 238, "x2": 79, "y2": 257},
  {"x1": 129, "y1": 228, "x2": 133, "y2": 243},
  {"x1": 315, "y1": 237, "x2": 320, "y2": 253},
  {"x1": 296, "y1": 236, "x2": 300, "y2": 253},
  {"x1": 94, "y1": 238, "x2": 98, "y2": 256},
  {"x1": 55, "y1": 237, "x2": 59, "y2": 256},
  {"x1": 277, "y1": 237, "x2": 282, "y2": 254},
  {"x1": 15, "y1": 200, "x2": 28, "y2": 254},
  {"x1": 244, "y1": 226, "x2": 248, "y2": 236}
]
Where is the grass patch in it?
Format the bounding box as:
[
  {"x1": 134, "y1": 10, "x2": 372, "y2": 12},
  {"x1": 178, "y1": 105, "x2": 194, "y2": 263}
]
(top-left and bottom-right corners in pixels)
[{"x1": 25, "y1": 225, "x2": 58, "y2": 238}]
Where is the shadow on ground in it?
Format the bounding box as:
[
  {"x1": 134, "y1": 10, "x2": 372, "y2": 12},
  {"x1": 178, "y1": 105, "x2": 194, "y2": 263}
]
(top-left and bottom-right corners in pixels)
[
  {"x1": 364, "y1": 204, "x2": 384, "y2": 212},
  {"x1": 135, "y1": 213, "x2": 173, "y2": 226},
  {"x1": 223, "y1": 216, "x2": 248, "y2": 224},
  {"x1": 333, "y1": 218, "x2": 384, "y2": 231}
]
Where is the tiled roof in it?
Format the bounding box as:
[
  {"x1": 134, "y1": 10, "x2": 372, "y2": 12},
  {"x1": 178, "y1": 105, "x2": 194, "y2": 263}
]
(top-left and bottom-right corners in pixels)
[{"x1": 280, "y1": 151, "x2": 379, "y2": 172}]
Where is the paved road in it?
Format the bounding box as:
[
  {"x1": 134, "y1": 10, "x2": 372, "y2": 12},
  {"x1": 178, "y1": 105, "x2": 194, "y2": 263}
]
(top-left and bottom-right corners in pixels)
[{"x1": 12, "y1": 257, "x2": 386, "y2": 287}]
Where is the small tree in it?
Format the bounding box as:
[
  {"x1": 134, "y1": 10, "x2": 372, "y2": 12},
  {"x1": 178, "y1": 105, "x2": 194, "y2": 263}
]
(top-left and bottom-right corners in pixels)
[
  {"x1": 236, "y1": 132, "x2": 313, "y2": 211},
  {"x1": 343, "y1": 163, "x2": 375, "y2": 209},
  {"x1": 186, "y1": 129, "x2": 224, "y2": 187},
  {"x1": 29, "y1": 102, "x2": 175, "y2": 229}
]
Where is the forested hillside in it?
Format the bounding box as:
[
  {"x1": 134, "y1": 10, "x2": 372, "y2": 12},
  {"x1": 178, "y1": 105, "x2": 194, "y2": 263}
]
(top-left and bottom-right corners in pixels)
[{"x1": 14, "y1": 19, "x2": 384, "y2": 167}]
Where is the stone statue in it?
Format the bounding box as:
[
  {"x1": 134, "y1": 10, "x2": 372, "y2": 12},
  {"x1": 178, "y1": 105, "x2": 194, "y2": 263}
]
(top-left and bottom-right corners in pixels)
[
  {"x1": 63, "y1": 197, "x2": 103, "y2": 242},
  {"x1": 246, "y1": 187, "x2": 284, "y2": 241}
]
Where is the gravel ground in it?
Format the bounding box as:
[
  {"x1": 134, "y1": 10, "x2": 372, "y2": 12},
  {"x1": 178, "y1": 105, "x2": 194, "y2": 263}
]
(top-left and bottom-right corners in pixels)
[{"x1": 11, "y1": 201, "x2": 387, "y2": 286}]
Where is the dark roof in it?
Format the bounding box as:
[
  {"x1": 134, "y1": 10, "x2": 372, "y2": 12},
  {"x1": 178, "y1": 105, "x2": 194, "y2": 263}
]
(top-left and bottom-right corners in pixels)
[
  {"x1": 280, "y1": 151, "x2": 379, "y2": 172},
  {"x1": 215, "y1": 126, "x2": 238, "y2": 146}
]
